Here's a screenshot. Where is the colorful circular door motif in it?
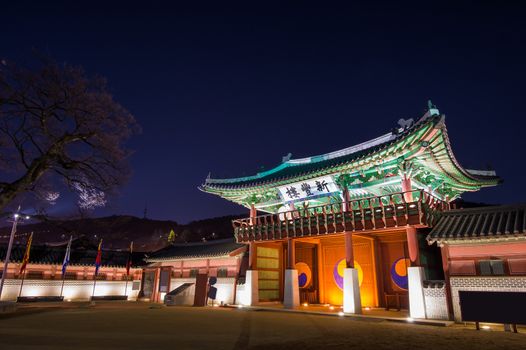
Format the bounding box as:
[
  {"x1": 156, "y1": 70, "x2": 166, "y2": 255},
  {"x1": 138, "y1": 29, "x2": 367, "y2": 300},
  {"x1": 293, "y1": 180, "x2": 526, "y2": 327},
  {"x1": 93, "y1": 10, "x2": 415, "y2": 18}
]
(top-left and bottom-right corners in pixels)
[
  {"x1": 295, "y1": 262, "x2": 312, "y2": 288},
  {"x1": 390, "y1": 257, "x2": 411, "y2": 290},
  {"x1": 333, "y1": 258, "x2": 363, "y2": 290}
]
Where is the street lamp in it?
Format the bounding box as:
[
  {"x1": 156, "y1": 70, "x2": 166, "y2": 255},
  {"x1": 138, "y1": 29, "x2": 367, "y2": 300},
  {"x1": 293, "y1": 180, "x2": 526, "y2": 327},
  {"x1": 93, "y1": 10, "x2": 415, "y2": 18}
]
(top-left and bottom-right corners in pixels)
[{"x1": 0, "y1": 207, "x2": 31, "y2": 300}]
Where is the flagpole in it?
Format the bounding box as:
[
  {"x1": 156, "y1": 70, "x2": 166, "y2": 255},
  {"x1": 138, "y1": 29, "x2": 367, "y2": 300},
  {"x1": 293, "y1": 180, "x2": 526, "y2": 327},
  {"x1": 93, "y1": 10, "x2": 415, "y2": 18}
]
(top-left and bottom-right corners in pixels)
[
  {"x1": 91, "y1": 239, "x2": 102, "y2": 301},
  {"x1": 124, "y1": 241, "x2": 133, "y2": 298},
  {"x1": 91, "y1": 275, "x2": 97, "y2": 300},
  {"x1": 17, "y1": 231, "x2": 33, "y2": 300},
  {"x1": 0, "y1": 207, "x2": 21, "y2": 299},
  {"x1": 59, "y1": 270, "x2": 66, "y2": 298},
  {"x1": 18, "y1": 269, "x2": 26, "y2": 299},
  {"x1": 60, "y1": 236, "x2": 72, "y2": 299}
]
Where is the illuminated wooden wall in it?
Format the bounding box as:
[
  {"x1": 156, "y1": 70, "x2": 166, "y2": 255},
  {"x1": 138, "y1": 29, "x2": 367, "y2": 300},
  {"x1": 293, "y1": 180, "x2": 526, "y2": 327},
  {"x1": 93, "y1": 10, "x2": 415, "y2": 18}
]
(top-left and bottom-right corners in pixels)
[
  {"x1": 255, "y1": 243, "x2": 282, "y2": 301},
  {"x1": 319, "y1": 235, "x2": 376, "y2": 307}
]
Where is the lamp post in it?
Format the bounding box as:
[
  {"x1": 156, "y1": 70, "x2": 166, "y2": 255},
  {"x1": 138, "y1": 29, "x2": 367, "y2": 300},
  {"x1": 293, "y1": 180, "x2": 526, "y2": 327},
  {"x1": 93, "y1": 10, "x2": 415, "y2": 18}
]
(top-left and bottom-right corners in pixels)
[{"x1": 0, "y1": 207, "x2": 30, "y2": 300}]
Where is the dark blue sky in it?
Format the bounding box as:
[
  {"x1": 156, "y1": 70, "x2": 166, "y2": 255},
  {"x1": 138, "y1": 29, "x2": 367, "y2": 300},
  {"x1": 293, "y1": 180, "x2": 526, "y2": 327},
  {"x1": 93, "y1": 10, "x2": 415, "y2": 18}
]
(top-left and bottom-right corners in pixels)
[{"x1": 2, "y1": 1, "x2": 525, "y2": 222}]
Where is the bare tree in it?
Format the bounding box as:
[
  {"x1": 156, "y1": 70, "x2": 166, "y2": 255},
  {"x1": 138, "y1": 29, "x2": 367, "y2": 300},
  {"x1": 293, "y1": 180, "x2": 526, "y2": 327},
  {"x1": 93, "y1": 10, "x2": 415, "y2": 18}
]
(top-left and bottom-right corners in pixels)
[{"x1": 0, "y1": 56, "x2": 140, "y2": 213}]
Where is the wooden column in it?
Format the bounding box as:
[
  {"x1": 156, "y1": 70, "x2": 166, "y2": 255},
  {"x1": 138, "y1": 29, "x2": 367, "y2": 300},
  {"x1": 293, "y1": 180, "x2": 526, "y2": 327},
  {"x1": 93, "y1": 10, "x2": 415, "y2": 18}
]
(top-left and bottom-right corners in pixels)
[
  {"x1": 248, "y1": 242, "x2": 256, "y2": 270},
  {"x1": 249, "y1": 204, "x2": 257, "y2": 225},
  {"x1": 440, "y1": 244, "x2": 454, "y2": 319},
  {"x1": 287, "y1": 238, "x2": 295, "y2": 269},
  {"x1": 289, "y1": 202, "x2": 297, "y2": 220},
  {"x1": 152, "y1": 268, "x2": 161, "y2": 303},
  {"x1": 406, "y1": 226, "x2": 420, "y2": 265},
  {"x1": 401, "y1": 176, "x2": 413, "y2": 203},
  {"x1": 316, "y1": 240, "x2": 324, "y2": 303},
  {"x1": 342, "y1": 187, "x2": 351, "y2": 212},
  {"x1": 374, "y1": 238, "x2": 385, "y2": 307},
  {"x1": 344, "y1": 232, "x2": 354, "y2": 268}
]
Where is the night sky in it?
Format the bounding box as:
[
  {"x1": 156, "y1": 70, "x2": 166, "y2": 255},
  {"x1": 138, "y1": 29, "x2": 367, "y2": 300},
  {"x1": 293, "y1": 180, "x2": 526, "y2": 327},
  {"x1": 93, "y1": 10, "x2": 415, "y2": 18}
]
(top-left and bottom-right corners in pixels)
[{"x1": 2, "y1": 2, "x2": 525, "y2": 223}]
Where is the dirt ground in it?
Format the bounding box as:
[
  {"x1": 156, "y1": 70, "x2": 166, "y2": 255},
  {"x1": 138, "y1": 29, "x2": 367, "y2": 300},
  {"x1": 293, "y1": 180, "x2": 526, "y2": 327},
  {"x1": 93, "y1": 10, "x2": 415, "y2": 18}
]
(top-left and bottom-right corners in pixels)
[{"x1": 0, "y1": 302, "x2": 524, "y2": 350}]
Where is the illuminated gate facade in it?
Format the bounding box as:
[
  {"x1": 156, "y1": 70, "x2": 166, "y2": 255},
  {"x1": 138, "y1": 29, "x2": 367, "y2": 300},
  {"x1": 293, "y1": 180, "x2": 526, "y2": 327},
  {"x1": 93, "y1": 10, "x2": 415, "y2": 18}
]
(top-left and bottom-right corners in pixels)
[{"x1": 200, "y1": 103, "x2": 500, "y2": 310}]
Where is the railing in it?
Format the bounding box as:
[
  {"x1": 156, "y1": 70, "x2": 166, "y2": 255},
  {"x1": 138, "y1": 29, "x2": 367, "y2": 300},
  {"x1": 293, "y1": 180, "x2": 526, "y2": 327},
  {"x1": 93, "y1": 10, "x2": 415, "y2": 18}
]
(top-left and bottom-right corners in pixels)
[{"x1": 233, "y1": 190, "x2": 448, "y2": 242}]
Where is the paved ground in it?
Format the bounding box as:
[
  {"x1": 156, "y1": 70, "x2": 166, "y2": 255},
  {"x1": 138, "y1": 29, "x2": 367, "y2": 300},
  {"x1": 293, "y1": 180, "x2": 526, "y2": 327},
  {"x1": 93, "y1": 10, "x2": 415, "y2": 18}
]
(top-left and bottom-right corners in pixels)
[{"x1": 0, "y1": 302, "x2": 524, "y2": 350}]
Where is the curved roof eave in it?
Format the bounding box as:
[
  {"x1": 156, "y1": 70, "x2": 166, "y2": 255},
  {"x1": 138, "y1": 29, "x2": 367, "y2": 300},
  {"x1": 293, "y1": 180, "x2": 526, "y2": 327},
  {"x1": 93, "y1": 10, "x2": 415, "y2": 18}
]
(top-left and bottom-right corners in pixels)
[
  {"x1": 201, "y1": 115, "x2": 440, "y2": 191},
  {"x1": 200, "y1": 111, "x2": 500, "y2": 195},
  {"x1": 427, "y1": 118, "x2": 501, "y2": 187}
]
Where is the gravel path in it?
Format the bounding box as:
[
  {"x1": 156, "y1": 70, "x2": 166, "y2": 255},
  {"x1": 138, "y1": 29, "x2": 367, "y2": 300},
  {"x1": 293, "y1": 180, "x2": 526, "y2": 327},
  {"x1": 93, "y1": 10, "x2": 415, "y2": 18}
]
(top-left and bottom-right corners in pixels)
[{"x1": 0, "y1": 303, "x2": 524, "y2": 349}]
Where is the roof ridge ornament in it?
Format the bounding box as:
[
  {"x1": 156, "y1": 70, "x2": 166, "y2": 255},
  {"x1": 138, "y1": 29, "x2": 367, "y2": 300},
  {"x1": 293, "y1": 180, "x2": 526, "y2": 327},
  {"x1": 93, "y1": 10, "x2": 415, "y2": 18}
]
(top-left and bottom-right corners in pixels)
[
  {"x1": 415, "y1": 100, "x2": 441, "y2": 124},
  {"x1": 282, "y1": 153, "x2": 292, "y2": 163},
  {"x1": 397, "y1": 118, "x2": 414, "y2": 130},
  {"x1": 427, "y1": 99, "x2": 440, "y2": 116}
]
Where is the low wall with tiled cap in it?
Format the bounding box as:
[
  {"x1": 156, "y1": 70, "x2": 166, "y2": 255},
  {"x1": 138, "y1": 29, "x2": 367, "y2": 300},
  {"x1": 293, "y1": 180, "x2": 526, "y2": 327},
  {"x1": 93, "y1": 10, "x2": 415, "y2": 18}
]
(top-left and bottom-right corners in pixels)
[
  {"x1": 450, "y1": 276, "x2": 526, "y2": 322},
  {"x1": 0, "y1": 279, "x2": 141, "y2": 302},
  {"x1": 423, "y1": 280, "x2": 448, "y2": 320}
]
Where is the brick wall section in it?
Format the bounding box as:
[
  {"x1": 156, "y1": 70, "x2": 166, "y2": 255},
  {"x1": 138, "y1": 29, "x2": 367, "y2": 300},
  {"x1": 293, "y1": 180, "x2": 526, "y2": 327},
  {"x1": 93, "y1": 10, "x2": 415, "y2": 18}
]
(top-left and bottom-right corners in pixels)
[
  {"x1": 450, "y1": 276, "x2": 526, "y2": 322},
  {"x1": 423, "y1": 282, "x2": 449, "y2": 320}
]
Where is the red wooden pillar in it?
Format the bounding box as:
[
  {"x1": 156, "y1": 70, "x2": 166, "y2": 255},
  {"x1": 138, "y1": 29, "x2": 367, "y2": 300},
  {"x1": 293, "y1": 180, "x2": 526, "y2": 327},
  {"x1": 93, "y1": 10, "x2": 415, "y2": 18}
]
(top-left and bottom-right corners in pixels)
[
  {"x1": 342, "y1": 179, "x2": 352, "y2": 261},
  {"x1": 342, "y1": 187, "x2": 351, "y2": 212},
  {"x1": 289, "y1": 202, "x2": 296, "y2": 219},
  {"x1": 440, "y1": 244, "x2": 454, "y2": 319},
  {"x1": 401, "y1": 175, "x2": 413, "y2": 203},
  {"x1": 344, "y1": 232, "x2": 354, "y2": 268},
  {"x1": 287, "y1": 238, "x2": 295, "y2": 269},
  {"x1": 152, "y1": 267, "x2": 161, "y2": 303},
  {"x1": 406, "y1": 226, "x2": 420, "y2": 266},
  {"x1": 249, "y1": 204, "x2": 257, "y2": 225}
]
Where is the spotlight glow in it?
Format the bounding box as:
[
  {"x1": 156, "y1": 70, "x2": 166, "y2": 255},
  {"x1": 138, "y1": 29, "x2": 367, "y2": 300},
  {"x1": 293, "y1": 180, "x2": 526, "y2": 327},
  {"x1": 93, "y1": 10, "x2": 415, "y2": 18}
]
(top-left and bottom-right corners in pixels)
[{"x1": 338, "y1": 311, "x2": 345, "y2": 316}]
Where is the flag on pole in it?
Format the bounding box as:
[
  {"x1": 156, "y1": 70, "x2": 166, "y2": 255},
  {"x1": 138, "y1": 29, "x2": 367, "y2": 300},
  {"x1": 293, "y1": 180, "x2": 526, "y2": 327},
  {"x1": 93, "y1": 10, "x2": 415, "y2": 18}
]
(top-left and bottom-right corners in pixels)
[
  {"x1": 125, "y1": 241, "x2": 133, "y2": 276},
  {"x1": 19, "y1": 232, "x2": 33, "y2": 274},
  {"x1": 94, "y1": 239, "x2": 103, "y2": 276},
  {"x1": 61, "y1": 236, "x2": 73, "y2": 276}
]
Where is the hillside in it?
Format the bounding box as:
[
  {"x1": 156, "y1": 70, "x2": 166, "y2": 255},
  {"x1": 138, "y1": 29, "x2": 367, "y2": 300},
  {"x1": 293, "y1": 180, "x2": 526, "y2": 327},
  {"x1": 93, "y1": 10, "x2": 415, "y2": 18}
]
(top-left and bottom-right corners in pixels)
[{"x1": 0, "y1": 214, "x2": 242, "y2": 252}]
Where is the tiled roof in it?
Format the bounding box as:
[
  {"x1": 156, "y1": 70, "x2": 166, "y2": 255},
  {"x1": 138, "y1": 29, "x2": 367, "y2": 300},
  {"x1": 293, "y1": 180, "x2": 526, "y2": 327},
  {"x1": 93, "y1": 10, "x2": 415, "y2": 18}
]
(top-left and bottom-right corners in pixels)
[
  {"x1": 201, "y1": 111, "x2": 500, "y2": 191},
  {"x1": 146, "y1": 239, "x2": 245, "y2": 262},
  {"x1": 0, "y1": 243, "x2": 146, "y2": 268},
  {"x1": 427, "y1": 204, "x2": 526, "y2": 244},
  {"x1": 202, "y1": 115, "x2": 437, "y2": 189}
]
